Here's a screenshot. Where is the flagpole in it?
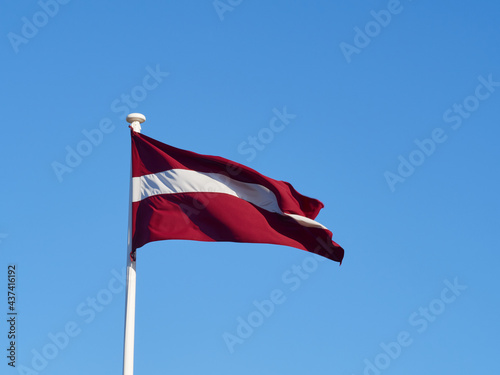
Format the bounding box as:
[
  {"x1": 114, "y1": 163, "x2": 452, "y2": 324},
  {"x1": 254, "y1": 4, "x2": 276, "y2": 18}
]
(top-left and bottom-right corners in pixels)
[{"x1": 123, "y1": 113, "x2": 146, "y2": 375}]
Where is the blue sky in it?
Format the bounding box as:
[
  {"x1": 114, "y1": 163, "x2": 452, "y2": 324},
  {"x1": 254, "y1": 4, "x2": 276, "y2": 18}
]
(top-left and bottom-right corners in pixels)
[{"x1": 2, "y1": 1, "x2": 499, "y2": 374}]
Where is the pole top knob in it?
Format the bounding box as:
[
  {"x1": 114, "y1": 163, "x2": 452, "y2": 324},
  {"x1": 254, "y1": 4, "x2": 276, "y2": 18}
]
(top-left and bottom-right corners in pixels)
[{"x1": 127, "y1": 113, "x2": 146, "y2": 133}]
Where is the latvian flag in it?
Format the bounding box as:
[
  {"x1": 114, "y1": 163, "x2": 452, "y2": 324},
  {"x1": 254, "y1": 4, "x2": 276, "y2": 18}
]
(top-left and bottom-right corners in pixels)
[{"x1": 131, "y1": 130, "x2": 344, "y2": 263}]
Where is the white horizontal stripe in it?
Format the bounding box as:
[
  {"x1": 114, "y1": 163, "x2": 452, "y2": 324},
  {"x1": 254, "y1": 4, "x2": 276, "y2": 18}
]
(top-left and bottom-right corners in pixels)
[
  {"x1": 133, "y1": 169, "x2": 282, "y2": 212},
  {"x1": 132, "y1": 169, "x2": 328, "y2": 229},
  {"x1": 285, "y1": 214, "x2": 327, "y2": 230}
]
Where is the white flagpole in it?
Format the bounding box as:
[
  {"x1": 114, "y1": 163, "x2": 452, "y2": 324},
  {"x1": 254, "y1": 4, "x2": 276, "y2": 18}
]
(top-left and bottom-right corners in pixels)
[{"x1": 123, "y1": 113, "x2": 146, "y2": 375}]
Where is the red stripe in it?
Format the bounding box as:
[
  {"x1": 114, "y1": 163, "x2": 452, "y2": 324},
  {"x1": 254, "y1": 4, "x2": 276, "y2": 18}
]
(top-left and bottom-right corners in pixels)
[
  {"x1": 132, "y1": 193, "x2": 344, "y2": 263},
  {"x1": 132, "y1": 131, "x2": 323, "y2": 219}
]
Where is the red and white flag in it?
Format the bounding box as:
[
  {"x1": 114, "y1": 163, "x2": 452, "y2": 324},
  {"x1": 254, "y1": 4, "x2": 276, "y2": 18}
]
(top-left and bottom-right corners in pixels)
[{"x1": 131, "y1": 131, "x2": 344, "y2": 263}]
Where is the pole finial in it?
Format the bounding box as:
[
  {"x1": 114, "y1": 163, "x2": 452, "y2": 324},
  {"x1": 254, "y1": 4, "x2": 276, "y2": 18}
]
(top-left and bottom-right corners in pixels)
[{"x1": 127, "y1": 113, "x2": 146, "y2": 133}]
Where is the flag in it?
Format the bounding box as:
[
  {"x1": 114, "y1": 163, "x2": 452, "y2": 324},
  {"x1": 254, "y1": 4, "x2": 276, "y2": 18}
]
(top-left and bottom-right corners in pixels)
[{"x1": 131, "y1": 130, "x2": 344, "y2": 263}]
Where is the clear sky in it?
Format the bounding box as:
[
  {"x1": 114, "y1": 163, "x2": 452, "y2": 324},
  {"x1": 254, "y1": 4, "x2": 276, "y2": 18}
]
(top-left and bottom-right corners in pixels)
[{"x1": 2, "y1": 1, "x2": 499, "y2": 374}]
